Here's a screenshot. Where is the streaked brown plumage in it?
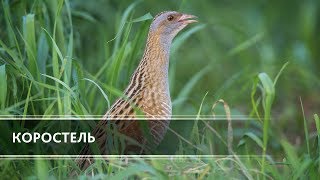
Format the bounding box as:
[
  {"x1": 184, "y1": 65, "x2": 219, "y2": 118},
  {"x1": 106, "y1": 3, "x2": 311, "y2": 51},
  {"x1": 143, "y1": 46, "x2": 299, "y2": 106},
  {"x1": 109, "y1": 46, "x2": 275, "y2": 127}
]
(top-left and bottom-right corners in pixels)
[{"x1": 75, "y1": 11, "x2": 197, "y2": 170}]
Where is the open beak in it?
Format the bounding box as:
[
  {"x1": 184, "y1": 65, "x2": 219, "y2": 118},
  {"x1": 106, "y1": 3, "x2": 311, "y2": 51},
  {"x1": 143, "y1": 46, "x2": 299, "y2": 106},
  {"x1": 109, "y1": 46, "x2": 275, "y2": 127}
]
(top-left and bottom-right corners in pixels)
[{"x1": 178, "y1": 14, "x2": 198, "y2": 24}]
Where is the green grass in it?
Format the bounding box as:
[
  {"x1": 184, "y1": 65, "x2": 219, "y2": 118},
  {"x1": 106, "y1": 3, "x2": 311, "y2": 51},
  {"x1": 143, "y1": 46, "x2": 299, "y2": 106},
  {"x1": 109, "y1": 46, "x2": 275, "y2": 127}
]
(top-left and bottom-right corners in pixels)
[{"x1": 0, "y1": 0, "x2": 320, "y2": 179}]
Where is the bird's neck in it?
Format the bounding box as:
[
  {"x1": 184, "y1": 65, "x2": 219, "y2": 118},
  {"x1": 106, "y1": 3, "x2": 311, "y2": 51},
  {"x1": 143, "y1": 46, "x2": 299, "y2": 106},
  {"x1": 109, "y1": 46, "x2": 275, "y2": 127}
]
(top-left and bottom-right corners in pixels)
[
  {"x1": 141, "y1": 31, "x2": 172, "y2": 73},
  {"x1": 124, "y1": 32, "x2": 172, "y2": 99}
]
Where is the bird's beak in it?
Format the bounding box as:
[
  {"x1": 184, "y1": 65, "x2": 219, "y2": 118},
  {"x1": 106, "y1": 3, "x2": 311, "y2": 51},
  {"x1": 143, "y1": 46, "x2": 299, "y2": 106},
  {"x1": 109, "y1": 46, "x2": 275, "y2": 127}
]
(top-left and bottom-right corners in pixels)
[{"x1": 178, "y1": 14, "x2": 198, "y2": 24}]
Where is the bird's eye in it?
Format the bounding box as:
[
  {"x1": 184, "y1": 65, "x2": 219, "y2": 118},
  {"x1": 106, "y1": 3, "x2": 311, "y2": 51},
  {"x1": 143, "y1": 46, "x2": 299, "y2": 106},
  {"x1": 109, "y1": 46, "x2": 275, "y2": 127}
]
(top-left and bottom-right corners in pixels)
[{"x1": 167, "y1": 15, "x2": 174, "y2": 21}]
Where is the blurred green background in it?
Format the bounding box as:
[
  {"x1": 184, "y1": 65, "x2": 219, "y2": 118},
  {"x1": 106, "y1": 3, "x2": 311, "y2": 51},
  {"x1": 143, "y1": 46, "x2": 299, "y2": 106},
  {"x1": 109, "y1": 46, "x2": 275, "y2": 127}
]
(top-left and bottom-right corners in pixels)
[
  {"x1": 2, "y1": 0, "x2": 318, "y2": 137},
  {"x1": 0, "y1": 0, "x2": 319, "y2": 178}
]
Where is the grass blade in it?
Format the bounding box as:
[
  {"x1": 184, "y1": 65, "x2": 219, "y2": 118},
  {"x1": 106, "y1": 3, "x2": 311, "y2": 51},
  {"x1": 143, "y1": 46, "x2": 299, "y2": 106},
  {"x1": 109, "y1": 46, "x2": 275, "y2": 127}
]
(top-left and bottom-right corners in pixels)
[
  {"x1": 36, "y1": 160, "x2": 49, "y2": 179},
  {"x1": 0, "y1": 64, "x2": 7, "y2": 110},
  {"x1": 171, "y1": 24, "x2": 206, "y2": 53},
  {"x1": 227, "y1": 32, "x2": 264, "y2": 57},
  {"x1": 84, "y1": 78, "x2": 111, "y2": 110},
  {"x1": 41, "y1": 74, "x2": 75, "y2": 98},
  {"x1": 130, "y1": 12, "x2": 153, "y2": 23},
  {"x1": 314, "y1": 114, "x2": 320, "y2": 172},
  {"x1": 258, "y1": 72, "x2": 275, "y2": 177},
  {"x1": 238, "y1": 132, "x2": 264, "y2": 149},
  {"x1": 23, "y1": 14, "x2": 39, "y2": 81},
  {"x1": 300, "y1": 97, "x2": 310, "y2": 156},
  {"x1": 173, "y1": 66, "x2": 210, "y2": 107}
]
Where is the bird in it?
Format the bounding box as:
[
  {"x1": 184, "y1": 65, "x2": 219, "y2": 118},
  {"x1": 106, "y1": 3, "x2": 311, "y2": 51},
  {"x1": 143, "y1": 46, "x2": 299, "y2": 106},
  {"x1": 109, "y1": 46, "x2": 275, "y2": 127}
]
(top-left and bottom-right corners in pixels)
[{"x1": 75, "y1": 11, "x2": 197, "y2": 171}]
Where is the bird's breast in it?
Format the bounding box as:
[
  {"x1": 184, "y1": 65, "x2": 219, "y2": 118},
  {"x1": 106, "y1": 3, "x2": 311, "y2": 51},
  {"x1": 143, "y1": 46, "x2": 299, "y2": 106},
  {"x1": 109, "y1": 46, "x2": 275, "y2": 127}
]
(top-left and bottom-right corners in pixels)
[{"x1": 141, "y1": 85, "x2": 172, "y2": 118}]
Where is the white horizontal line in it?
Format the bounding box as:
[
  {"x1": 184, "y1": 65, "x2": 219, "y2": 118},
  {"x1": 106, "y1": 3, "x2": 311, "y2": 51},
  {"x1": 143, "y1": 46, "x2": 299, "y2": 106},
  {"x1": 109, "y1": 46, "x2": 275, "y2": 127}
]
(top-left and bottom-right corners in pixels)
[
  {"x1": 0, "y1": 118, "x2": 259, "y2": 120},
  {"x1": 0, "y1": 115, "x2": 260, "y2": 117},
  {"x1": 0, "y1": 155, "x2": 273, "y2": 159}
]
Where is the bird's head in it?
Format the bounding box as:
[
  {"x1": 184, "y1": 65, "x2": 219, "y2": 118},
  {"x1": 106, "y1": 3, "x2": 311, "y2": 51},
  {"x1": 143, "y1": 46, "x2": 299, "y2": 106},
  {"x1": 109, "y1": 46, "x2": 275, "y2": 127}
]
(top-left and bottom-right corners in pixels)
[{"x1": 149, "y1": 11, "x2": 197, "y2": 41}]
